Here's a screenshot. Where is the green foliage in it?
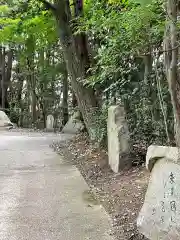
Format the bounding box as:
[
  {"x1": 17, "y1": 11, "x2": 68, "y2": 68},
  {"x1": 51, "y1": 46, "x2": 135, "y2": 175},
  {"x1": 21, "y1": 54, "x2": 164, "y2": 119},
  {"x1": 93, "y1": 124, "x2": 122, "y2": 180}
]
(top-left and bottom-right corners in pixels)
[
  {"x1": 130, "y1": 0, "x2": 152, "y2": 5},
  {"x1": 88, "y1": 106, "x2": 108, "y2": 144},
  {"x1": 0, "y1": 1, "x2": 57, "y2": 47},
  {"x1": 0, "y1": 0, "x2": 174, "y2": 148},
  {"x1": 81, "y1": 0, "x2": 164, "y2": 87},
  {"x1": 78, "y1": 0, "x2": 172, "y2": 146},
  {"x1": 0, "y1": 0, "x2": 66, "y2": 129},
  {"x1": 0, "y1": 5, "x2": 10, "y2": 16}
]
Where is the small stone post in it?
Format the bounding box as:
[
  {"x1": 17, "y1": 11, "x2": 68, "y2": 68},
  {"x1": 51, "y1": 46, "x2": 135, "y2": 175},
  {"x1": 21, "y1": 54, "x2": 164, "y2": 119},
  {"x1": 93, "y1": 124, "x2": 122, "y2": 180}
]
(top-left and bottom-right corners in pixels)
[
  {"x1": 107, "y1": 105, "x2": 131, "y2": 173},
  {"x1": 46, "y1": 114, "x2": 54, "y2": 131}
]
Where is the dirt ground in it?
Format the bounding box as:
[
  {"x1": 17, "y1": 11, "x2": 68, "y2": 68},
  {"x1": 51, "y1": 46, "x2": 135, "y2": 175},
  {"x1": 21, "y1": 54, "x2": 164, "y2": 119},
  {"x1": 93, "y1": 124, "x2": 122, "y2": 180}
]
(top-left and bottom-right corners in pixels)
[{"x1": 52, "y1": 134, "x2": 150, "y2": 240}]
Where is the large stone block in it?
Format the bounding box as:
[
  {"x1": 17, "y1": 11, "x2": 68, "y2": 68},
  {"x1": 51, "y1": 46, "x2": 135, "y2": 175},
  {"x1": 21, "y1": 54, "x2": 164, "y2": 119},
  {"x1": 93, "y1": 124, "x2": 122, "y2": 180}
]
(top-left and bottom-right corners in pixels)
[
  {"x1": 146, "y1": 145, "x2": 179, "y2": 171},
  {"x1": 107, "y1": 105, "x2": 130, "y2": 173},
  {"x1": 137, "y1": 146, "x2": 180, "y2": 240}
]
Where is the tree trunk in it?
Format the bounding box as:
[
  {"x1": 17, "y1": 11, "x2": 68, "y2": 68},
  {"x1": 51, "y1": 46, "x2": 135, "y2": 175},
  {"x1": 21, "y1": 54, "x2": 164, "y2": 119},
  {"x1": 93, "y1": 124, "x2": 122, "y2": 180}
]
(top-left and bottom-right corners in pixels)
[
  {"x1": 72, "y1": 91, "x2": 77, "y2": 108},
  {"x1": 73, "y1": 0, "x2": 90, "y2": 73},
  {"x1": 39, "y1": 49, "x2": 46, "y2": 128},
  {"x1": 42, "y1": 0, "x2": 98, "y2": 139},
  {"x1": 62, "y1": 70, "x2": 69, "y2": 126},
  {"x1": 164, "y1": 0, "x2": 180, "y2": 146},
  {"x1": 26, "y1": 36, "x2": 36, "y2": 125},
  {"x1": 4, "y1": 49, "x2": 13, "y2": 112},
  {"x1": 27, "y1": 57, "x2": 36, "y2": 125},
  {"x1": 5, "y1": 49, "x2": 13, "y2": 91},
  {"x1": 141, "y1": 54, "x2": 152, "y2": 123},
  {"x1": 16, "y1": 64, "x2": 24, "y2": 126},
  {"x1": 143, "y1": 54, "x2": 152, "y2": 85},
  {"x1": 1, "y1": 47, "x2": 5, "y2": 109},
  {"x1": 31, "y1": 89, "x2": 37, "y2": 125},
  {"x1": 0, "y1": 47, "x2": 13, "y2": 111}
]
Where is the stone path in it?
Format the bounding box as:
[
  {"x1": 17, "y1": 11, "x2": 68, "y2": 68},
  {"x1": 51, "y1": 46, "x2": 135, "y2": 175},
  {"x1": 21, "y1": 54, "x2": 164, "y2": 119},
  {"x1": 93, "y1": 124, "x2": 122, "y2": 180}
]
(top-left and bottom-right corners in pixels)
[{"x1": 0, "y1": 131, "x2": 114, "y2": 240}]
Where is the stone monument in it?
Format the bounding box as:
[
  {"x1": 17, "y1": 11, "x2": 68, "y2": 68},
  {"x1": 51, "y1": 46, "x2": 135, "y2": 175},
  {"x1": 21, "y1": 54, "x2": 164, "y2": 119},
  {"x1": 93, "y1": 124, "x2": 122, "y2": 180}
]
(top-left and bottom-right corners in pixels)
[
  {"x1": 0, "y1": 110, "x2": 13, "y2": 129},
  {"x1": 61, "y1": 111, "x2": 84, "y2": 134},
  {"x1": 107, "y1": 105, "x2": 130, "y2": 173},
  {"x1": 46, "y1": 114, "x2": 54, "y2": 131},
  {"x1": 137, "y1": 145, "x2": 180, "y2": 240}
]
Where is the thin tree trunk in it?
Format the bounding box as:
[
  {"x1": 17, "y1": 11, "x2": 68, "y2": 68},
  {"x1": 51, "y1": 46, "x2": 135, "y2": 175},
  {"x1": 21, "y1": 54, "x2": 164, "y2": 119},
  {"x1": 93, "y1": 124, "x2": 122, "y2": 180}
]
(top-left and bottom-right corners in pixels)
[
  {"x1": 155, "y1": 57, "x2": 170, "y2": 143},
  {"x1": 27, "y1": 37, "x2": 36, "y2": 125},
  {"x1": 142, "y1": 54, "x2": 152, "y2": 123},
  {"x1": 27, "y1": 57, "x2": 36, "y2": 125},
  {"x1": 5, "y1": 49, "x2": 13, "y2": 91},
  {"x1": 32, "y1": 88, "x2": 36, "y2": 125},
  {"x1": 164, "y1": 0, "x2": 180, "y2": 146},
  {"x1": 143, "y1": 54, "x2": 152, "y2": 85},
  {"x1": 62, "y1": 70, "x2": 69, "y2": 125},
  {"x1": 4, "y1": 49, "x2": 13, "y2": 111},
  {"x1": 16, "y1": 64, "x2": 24, "y2": 126},
  {"x1": 39, "y1": 49, "x2": 46, "y2": 128},
  {"x1": 1, "y1": 47, "x2": 5, "y2": 109}
]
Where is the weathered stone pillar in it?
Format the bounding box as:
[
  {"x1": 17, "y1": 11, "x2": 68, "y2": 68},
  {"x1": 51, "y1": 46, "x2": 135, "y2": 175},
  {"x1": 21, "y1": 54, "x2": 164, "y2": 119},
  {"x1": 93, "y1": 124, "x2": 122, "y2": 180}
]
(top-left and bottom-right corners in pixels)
[{"x1": 107, "y1": 105, "x2": 131, "y2": 173}]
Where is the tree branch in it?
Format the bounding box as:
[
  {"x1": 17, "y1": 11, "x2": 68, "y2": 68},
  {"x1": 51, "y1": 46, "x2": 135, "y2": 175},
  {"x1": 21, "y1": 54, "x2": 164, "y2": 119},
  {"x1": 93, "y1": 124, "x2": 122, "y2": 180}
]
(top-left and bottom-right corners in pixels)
[{"x1": 139, "y1": 44, "x2": 180, "y2": 57}]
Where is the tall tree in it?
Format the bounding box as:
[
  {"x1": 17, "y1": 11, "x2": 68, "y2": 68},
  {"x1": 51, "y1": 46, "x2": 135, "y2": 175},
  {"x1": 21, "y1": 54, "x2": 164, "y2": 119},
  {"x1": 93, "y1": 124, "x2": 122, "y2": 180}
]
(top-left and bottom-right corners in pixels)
[
  {"x1": 0, "y1": 47, "x2": 13, "y2": 111},
  {"x1": 0, "y1": 47, "x2": 5, "y2": 109},
  {"x1": 41, "y1": 0, "x2": 98, "y2": 139},
  {"x1": 62, "y1": 69, "x2": 68, "y2": 126}
]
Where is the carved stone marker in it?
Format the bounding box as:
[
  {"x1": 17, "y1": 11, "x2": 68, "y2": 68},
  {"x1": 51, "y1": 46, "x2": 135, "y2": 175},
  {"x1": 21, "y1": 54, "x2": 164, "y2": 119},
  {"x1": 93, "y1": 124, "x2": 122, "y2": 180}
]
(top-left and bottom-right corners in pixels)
[
  {"x1": 46, "y1": 114, "x2": 54, "y2": 131},
  {"x1": 137, "y1": 145, "x2": 180, "y2": 240},
  {"x1": 107, "y1": 105, "x2": 130, "y2": 173},
  {"x1": 62, "y1": 111, "x2": 84, "y2": 134}
]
